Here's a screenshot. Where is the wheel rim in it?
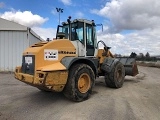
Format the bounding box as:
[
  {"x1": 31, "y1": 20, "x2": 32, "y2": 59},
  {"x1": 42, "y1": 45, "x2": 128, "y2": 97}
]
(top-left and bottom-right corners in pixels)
[
  {"x1": 117, "y1": 69, "x2": 122, "y2": 82},
  {"x1": 78, "y1": 73, "x2": 91, "y2": 93}
]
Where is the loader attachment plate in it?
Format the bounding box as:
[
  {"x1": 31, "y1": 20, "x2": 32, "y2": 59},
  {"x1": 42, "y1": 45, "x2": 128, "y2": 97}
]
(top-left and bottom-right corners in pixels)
[{"x1": 116, "y1": 57, "x2": 138, "y2": 76}]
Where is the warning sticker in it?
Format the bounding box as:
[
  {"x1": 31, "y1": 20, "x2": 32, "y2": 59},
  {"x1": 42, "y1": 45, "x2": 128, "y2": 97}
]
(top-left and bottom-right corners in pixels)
[
  {"x1": 25, "y1": 57, "x2": 32, "y2": 64},
  {"x1": 44, "y1": 49, "x2": 58, "y2": 61}
]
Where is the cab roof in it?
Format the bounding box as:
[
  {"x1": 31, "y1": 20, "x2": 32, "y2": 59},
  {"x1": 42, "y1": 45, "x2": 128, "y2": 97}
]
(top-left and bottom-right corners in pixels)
[{"x1": 62, "y1": 19, "x2": 95, "y2": 25}]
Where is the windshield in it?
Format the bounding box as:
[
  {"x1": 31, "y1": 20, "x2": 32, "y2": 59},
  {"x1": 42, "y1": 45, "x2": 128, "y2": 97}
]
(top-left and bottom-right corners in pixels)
[
  {"x1": 59, "y1": 22, "x2": 84, "y2": 44},
  {"x1": 71, "y1": 22, "x2": 84, "y2": 44},
  {"x1": 62, "y1": 25, "x2": 69, "y2": 39}
]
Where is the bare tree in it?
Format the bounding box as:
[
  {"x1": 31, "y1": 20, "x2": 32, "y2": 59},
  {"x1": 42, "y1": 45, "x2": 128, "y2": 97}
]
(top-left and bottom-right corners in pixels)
[
  {"x1": 130, "y1": 52, "x2": 137, "y2": 58},
  {"x1": 139, "y1": 53, "x2": 144, "y2": 58},
  {"x1": 145, "y1": 52, "x2": 150, "y2": 58}
]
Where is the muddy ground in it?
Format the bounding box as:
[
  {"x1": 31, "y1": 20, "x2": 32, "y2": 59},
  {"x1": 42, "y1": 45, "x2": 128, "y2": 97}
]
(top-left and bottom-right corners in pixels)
[{"x1": 0, "y1": 66, "x2": 160, "y2": 120}]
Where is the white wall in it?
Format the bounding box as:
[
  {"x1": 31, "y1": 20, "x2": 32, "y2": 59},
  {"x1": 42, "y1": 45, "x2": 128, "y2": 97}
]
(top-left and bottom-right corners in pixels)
[
  {"x1": 0, "y1": 31, "x2": 29, "y2": 72},
  {"x1": 0, "y1": 18, "x2": 43, "y2": 72},
  {"x1": 28, "y1": 29, "x2": 42, "y2": 46}
]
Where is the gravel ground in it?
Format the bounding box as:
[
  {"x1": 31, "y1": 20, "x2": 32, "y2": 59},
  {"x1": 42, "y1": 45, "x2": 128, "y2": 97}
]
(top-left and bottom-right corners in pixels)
[{"x1": 0, "y1": 66, "x2": 160, "y2": 120}]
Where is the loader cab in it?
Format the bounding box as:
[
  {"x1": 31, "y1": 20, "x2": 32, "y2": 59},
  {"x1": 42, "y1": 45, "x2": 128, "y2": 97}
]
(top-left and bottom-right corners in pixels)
[{"x1": 56, "y1": 18, "x2": 97, "y2": 57}]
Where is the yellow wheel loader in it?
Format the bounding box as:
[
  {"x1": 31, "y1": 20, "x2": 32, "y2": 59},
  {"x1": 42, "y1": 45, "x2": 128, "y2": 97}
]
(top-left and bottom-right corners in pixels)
[{"x1": 15, "y1": 17, "x2": 138, "y2": 102}]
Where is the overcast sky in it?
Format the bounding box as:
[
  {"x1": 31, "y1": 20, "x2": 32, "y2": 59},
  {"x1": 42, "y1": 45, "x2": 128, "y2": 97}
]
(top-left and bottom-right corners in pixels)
[{"x1": 0, "y1": 0, "x2": 160, "y2": 56}]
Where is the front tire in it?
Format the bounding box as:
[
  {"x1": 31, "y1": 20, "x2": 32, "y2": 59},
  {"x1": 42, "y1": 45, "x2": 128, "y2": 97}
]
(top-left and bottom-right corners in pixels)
[
  {"x1": 63, "y1": 64, "x2": 95, "y2": 102},
  {"x1": 105, "y1": 61, "x2": 125, "y2": 88}
]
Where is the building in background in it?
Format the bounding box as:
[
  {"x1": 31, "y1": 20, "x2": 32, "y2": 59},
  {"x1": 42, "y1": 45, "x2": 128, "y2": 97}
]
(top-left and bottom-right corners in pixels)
[{"x1": 0, "y1": 18, "x2": 43, "y2": 72}]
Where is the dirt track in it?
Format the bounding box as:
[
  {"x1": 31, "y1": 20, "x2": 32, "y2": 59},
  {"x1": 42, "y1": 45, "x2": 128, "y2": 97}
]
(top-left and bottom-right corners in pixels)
[{"x1": 0, "y1": 66, "x2": 160, "y2": 120}]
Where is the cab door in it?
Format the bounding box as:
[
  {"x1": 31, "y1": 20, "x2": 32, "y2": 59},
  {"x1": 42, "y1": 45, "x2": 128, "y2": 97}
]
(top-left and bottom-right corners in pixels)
[{"x1": 86, "y1": 24, "x2": 95, "y2": 56}]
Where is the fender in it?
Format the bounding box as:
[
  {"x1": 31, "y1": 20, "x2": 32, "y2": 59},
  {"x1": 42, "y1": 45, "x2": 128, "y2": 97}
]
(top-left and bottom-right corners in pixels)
[
  {"x1": 101, "y1": 58, "x2": 119, "y2": 73},
  {"x1": 37, "y1": 62, "x2": 67, "y2": 71},
  {"x1": 61, "y1": 57, "x2": 99, "y2": 75}
]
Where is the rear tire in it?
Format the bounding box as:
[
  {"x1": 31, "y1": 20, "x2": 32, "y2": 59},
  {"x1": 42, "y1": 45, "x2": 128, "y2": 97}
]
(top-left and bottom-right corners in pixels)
[
  {"x1": 105, "y1": 61, "x2": 125, "y2": 88},
  {"x1": 63, "y1": 64, "x2": 95, "y2": 102}
]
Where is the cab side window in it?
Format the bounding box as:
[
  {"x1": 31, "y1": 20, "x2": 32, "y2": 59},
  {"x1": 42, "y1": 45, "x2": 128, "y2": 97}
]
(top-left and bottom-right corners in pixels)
[
  {"x1": 86, "y1": 24, "x2": 94, "y2": 46},
  {"x1": 71, "y1": 22, "x2": 84, "y2": 44}
]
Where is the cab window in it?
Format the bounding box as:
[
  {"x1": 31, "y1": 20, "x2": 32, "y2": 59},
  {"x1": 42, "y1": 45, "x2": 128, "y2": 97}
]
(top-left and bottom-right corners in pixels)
[
  {"x1": 86, "y1": 24, "x2": 94, "y2": 46},
  {"x1": 71, "y1": 22, "x2": 84, "y2": 44}
]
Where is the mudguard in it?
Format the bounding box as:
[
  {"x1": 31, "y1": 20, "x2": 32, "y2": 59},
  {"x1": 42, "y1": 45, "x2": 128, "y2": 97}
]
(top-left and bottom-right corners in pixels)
[
  {"x1": 37, "y1": 62, "x2": 67, "y2": 71},
  {"x1": 101, "y1": 58, "x2": 118, "y2": 73},
  {"x1": 61, "y1": 57, "x2": 99, "y2": 75}
]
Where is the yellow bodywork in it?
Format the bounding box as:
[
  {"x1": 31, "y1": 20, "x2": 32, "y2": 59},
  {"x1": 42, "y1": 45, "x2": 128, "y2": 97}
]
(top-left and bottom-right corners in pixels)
[
  {"x1": 15, "y1": 39, "x2": 76, "y2": 92},
  {"x1": 96, "y1": 49, "x2": 114, "y2": 64},
  {"x1": 23, "y1": 39, "x2": 77, "y2": 70},
  {"x1": 96, "y1": 49, "x2": 114, "y2": 73}
]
